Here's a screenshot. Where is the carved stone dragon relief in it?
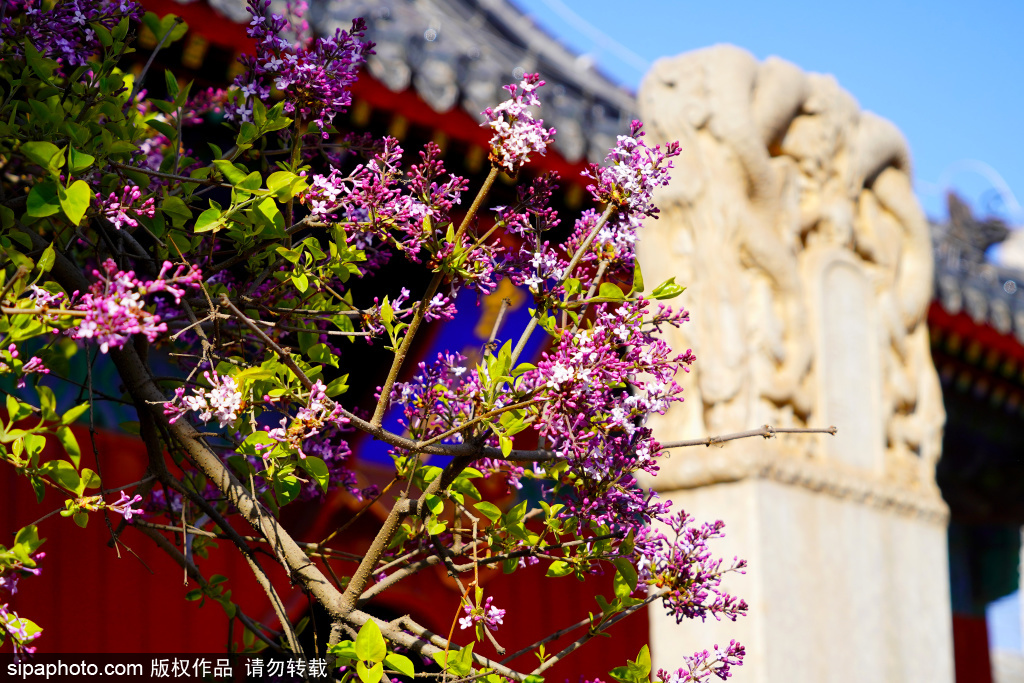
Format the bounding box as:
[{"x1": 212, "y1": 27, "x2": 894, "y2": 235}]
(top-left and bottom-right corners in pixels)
[{"x1": 637, "y1": 45, "x2": 945, "y2": 506}]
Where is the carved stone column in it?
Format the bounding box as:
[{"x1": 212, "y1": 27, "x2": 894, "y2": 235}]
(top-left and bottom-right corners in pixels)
[{"x1": 637, "y1": 45, "x2": 952, "y2": 683}]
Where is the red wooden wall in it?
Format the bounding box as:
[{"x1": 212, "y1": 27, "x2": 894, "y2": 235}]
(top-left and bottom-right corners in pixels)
[{"x1": 1, "y1": 426, "x2": 647, "y2": 680}]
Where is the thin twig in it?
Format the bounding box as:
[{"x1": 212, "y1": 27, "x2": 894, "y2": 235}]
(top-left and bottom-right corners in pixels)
[
  {"x1": 660, "y1": 424, "x2": 838, "y2": 449},
  {"x1": 0, "y1": 265, "x2": 29, "y2": 304},
  {"x1": 129, "y1": 17, "x2": 185, "y2": 102},
  {"x1": 529, "y1": 590, "x2": 669, "y2": 676}
]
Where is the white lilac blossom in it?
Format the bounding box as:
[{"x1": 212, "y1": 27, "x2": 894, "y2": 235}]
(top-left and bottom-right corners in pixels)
[
  {"x1": 166, "y1": 371, "x2": 243, "y2": 428},
  {"x1": 482, "y1": 73, "x2": 555, "y2": 173},
  {"x1": 580, "y1": 121, "x2": 681, "y2": 266}
]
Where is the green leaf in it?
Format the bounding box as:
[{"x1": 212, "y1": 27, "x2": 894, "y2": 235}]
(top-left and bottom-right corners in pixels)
[
  {"x1": 39, "y1": 459, "x2": 80, "y2": 493},
  {"x1": 433, "y1": 643, "x2": 473, "y2": 675},
  {"x1": 307, "y1": 343, "x2": 338, "y2": 367},
  {"x1": 613, "y1": 559, "x2": 638, "y2": 592},
  {"x1": 384, "y1": 653, "x2": 415, "y2": 678},
  {"x1": 164, "y1": 15, "x2": 189, "y2": 42},
  {"x1": 276, "y1": 247, "x2": 301, "y2": 264},
  {"x1": 78, "y1": 468, "x2": 101, "y2": 492},
  {"x1": 650, "y1": 277, "x2": 685, "y2": 301},
  {"x1": 546, "y1": 560, "x2": 573, "y2": 578},
  {"x1": 632, "y1": 259, "x2": 644, "y2": 293},
  {"x1": 354, "y1": 619, "x2": 386, "y2": 663},
  {"x1": 325, "y1": 375, "x2": 349, "y2": 397},
  {"x1": 453, "y1": 642, "x2": 474, "y2": 676},
  {"x1": 267, "y1": 171, "x2": 305, "y2": 200},
  {"x1": 21, "y1": 141, "x2": 61, "y2": 171},
  {"x1": 635, "y1": 646, "x2": 651, "y2": 677},
  {"x1": 60, "y1": 180, "x2": 91, "y2": 225},
  {"x1": 164, "y1": 69, "x2": 180, "y2": 99},
  {"x1": 427, "y1": 519, "x2": 447, "y2": 535},
  {"x1": 69, "y1": 148, "x2": 95, "y2": 173},
  {"x1": 23, "y1": 41, "x2": 55, "y2": 81},
  {"x1": 292, "y1": 273, "x2": 308, "y2": 293},
  {"x1": 194, "y1": 207, "x2": 223, "y2": 233},
  {"x1": 213, "y1": 159, "x2": 248, "y2": 185},
  {"x1": 37, "y1": 244, "x2": 55, "y2": 273},
  {"x1": 301, "y1": 457, "x2": 330, "y2": 492},
  {"x1": 500, "y1": 433, "x2": 513, "y2": 456},
  {"x1": 598, "y1": 282, "x2": 625, "y2": 300},
  {"x1": 26, "y1": 181, "x2": 61, "y2": 218},
  {"x1": 161, "y1": 196, "x2": 192, "y2": 227},
  {"x1": 474, "y1": 501, "x2": 502, "y2": 524},
  {"x1": 73, "y1": 511, "x2": 88, "y2": 528},
  {"x1": 56, "y1": 427, "x2": 81, "y2": 469},
  {"x1": 237, "y1": 171, "x2": 263, "y2": 193},
  {"x1": 146, "y1": 118, "x2": 177, "y2": 139},
  {"x1": 327, "y1": 641, "x2": 358, "y2": 660},
  {"x1": 37, "y1": 385, "x2": 57, "y2": 421},
  {"x1": 273, "y1": 474, "x2": 301, "y2": 506},
  {"x1": 357, "y1": 661, "x2": 383, "y2": 683},
  {"x1": 424, "y1": 494, "x2": 444, "y2": 516}
]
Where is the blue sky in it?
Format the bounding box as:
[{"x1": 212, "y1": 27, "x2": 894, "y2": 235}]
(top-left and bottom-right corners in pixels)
[{"x1": 512, "y1": 0, "x2": 1024, "y2": 228}]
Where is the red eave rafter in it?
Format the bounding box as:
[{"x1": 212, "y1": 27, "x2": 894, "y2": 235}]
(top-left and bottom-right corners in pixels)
[{"x1": 928, "y1": 301, "x2": 1024, "y2": 365}]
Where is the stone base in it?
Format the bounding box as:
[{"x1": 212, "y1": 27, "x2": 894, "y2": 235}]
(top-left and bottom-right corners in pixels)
[{"x1": 649, "y1": 479, "x2": 954, "y2": 683}]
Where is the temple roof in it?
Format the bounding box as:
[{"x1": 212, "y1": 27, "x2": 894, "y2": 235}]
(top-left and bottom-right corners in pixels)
[
  {"x1": 189, "y1": 0, "x2": 638, "y2": 164},
  {"x1": 932, "y1": 194, "x2": 1024, "y2": 345}
]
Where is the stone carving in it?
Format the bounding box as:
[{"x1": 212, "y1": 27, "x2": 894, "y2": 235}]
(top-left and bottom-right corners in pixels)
[{"x1": 636, "y1": 45, "x2": 945, "y2": 500}]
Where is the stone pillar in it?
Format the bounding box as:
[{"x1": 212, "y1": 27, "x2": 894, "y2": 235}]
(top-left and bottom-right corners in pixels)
[{"x1": 636, "y1": 45, "x2": 953, "y2": 683}]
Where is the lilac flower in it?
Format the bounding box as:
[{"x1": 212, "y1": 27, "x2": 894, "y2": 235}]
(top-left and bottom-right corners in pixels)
[
  {"x1": 265, "y1": 380, "x2": 351, "y2": 459},
  {"x1": 107, "y1": 491, "x2": 144, "y2": 521},
  {"x1": 16, "y1": 356, "x2": 49, "y2": 389},
  {"x1": 0, "y1": 344, "x2": 49, "y2": 388},
  {"x1": 228, "y1": 0, "x2": 370, "y2": 135},
  {"x1": 657, "y1": 640, "x2": 746, "y2": 682},
  {"x1": 166, "y1": 371, "x2": 243, "y2": 427},
  {"x1": 1, "y1": 0, "x2": 143, "y2": 70},
  {"x1": 69, "y1": 259, "x2": 201, "y2": 353},
  {"x1": 580, "y1": 121, "x2": 681, "y2": 265},
  {"x1": 642, "y1": 511, "x2": 748, "y2": 625},
  {"x1": 482, "y1": 73, "x2": 555, "y2": 173},
  {"x1": 97, "y1": 185, "x2": 155, "y2": 230},
  {"x1": 458, "y1": 596, "x2": 505, "y2": 632}
]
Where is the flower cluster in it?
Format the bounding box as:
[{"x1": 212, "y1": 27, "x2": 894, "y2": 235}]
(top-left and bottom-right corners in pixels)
[
  {"x1": 0, "y1": 343, "x2": 50, "y2": 389},
  {"x1": 657, "y1": 641, "x2": 746, "y2": 683},
  {"x1": 581, "y1": 121, "x2": 681, "y2": 265},
  {"x1": 230, "y1": 0, "x2": 370, "y2": 134},
  {"x1": 390, "y1": 352, "x2": 495, "y2": 447},
  {"x1": 641, "y1": 511, "x2": 748, "y2": 624},
  {"x1": 458, "y1": 596, "x2": 505, "y2": 633},
  {"x1": 0, "y1": 0, "x2": 142, "y2": 70},
  {"x1": 266, "y1": 380, "x2": 350, "y2": 459},
  {"x1": 166, "y1": 371, "x2": 243, "y2": 428},
  {"x1": 97, "y1": 185, "x2": 156, "y2": 230},
  {"x1": 70, "y1": 259, "x2": 201, "y2": 353},
  {"x1": 0, "y1": 545, "x2": 43, "y2": 655},
  {"x1": 482, "y1": 73, "x2": 555, "y2": 173}
]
